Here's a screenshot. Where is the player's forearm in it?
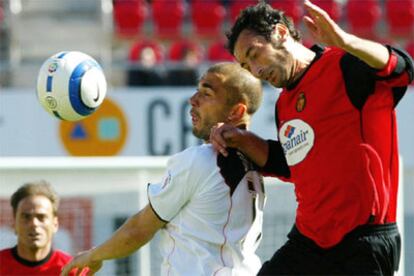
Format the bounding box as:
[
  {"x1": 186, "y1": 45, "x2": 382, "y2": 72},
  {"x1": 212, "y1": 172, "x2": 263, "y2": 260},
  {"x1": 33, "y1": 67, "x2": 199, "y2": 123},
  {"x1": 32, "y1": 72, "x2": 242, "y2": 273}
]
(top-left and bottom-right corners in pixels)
[
  {"x1": 341, "y1": 34, "x2": 390, "y2": 70},
  {"x1": 235, "y1": 130, "x2": 269, "y2": 167},
  {"x1": 90, "y1": 206, "x2": 160, "y2": 261}
]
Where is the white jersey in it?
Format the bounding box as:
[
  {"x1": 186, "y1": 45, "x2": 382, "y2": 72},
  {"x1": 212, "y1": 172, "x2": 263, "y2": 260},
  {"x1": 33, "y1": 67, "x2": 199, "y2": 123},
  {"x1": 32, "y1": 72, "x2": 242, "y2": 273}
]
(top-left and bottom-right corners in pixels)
[{"x1": 148, "y1": 144, "x2": 265, "y2": 276}]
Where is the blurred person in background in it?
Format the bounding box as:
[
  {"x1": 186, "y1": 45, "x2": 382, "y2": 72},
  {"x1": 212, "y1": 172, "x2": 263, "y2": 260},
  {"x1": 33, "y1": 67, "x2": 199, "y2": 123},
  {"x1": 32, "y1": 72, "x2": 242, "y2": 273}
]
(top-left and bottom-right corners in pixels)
[
  {"x1": 0, "y1": 181, "x2": 78, "y2": 275},
  {"x1": 62, "y1": 62, "x2": 265, "y2": 276},
  {"x1": 167, "y1": 45, "x2": 201, "y2": 86},
  {"x1": 127, "y1": 46, "x2": 167, "y2": 86},
  {"x1": 210, "y1": 0, "x2": 414, "y2": 275}
]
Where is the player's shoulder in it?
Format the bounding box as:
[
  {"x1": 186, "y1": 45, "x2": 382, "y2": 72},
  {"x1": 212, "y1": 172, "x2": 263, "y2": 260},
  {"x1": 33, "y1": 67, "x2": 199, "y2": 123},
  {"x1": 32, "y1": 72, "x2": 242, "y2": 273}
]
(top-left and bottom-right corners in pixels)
[
  {"x1": 183, "y1": 144, "x2": 215, "y2": 157},
  {"x1": 51, "y1": 249, "x2": 73, "y2": 263},
  {"x1": 169, "y1": 144, "x2": 216, "y2": 167},
  {"x1": 0, "y1": 247, "x2": 12, "y2": 256},
  {"x1": 303, "y1": 45, "x2": 345, "y2": 75},
  {"x1": 319, "y1": 48, "x2": 345, "y2": 67},
  {"x1": 0, "y1": 248, "x2": 13, "y2": 274},
  {"x1": 322, "y1": 45, "x2": 345, "y2": 56}
]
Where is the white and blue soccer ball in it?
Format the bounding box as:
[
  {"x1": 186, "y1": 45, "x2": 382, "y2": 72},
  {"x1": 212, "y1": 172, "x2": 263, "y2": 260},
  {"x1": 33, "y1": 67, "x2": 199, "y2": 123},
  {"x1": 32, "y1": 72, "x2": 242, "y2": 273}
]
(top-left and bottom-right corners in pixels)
[{"x1": 37, "y1": 51, "x2": 107, "y2": 121}]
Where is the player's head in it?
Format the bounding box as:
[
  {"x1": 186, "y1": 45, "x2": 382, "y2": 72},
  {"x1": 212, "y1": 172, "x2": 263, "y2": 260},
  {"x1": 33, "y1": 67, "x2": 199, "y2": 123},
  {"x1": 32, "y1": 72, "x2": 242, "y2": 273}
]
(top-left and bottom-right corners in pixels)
[
  {"x1": 11, "y1": 181, "x2": 60, "y2": 253},
  {"x1": 189, "y1": 62, "x2": 262, "y2": 141},
  {"x1": 226, "y1": 2, "x2": 301, "y2": 88}
]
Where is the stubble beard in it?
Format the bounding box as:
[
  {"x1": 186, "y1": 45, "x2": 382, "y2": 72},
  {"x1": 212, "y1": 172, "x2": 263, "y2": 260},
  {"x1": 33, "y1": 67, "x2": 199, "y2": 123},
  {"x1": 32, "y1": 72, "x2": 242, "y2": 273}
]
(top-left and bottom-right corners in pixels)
[{"x1": 192, "y1": 127, "x2": 210, "y2": 142}]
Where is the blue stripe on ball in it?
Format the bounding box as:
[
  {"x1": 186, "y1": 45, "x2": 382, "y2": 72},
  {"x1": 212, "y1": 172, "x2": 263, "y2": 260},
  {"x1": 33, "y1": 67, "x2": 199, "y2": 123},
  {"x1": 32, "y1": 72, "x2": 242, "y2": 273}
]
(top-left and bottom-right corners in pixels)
[
  {"x1": 46, "y1": 76, "x2": 53, "y2": 92},
  {"x1": 69, "y1": 60, "x2": 99, "y2": 116},
  {"x1": 57, "y1": 52, "x2": 68, "y2": 59}
]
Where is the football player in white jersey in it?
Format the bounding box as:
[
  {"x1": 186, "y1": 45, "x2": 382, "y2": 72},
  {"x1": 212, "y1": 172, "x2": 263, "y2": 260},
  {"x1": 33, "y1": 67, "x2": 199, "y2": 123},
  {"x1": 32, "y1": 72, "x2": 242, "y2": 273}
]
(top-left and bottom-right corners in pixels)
[{"x1": 61, "y1": 62, "x2": 265, "y2": 276}]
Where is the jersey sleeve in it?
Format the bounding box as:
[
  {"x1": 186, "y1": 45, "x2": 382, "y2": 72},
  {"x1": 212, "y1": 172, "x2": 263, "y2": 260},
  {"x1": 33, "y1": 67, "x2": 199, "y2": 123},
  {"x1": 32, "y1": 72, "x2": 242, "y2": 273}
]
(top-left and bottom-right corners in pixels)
[
  {"x1": 147, "y1": 149, "x2": 199, "y2": 222},
  {"x1": 340, "y1": 45, "x2": 413, "y2": 109},
  {"x1": 260, "y1": 140, "x2": 291, "y2": 180},
  {"x1": 375, "y1": 46, "x2": 414, "y2": 85}
]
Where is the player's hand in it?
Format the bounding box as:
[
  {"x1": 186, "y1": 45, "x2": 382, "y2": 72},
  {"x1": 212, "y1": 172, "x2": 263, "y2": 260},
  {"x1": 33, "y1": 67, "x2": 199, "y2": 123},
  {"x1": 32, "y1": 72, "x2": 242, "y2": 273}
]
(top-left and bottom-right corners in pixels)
[
  {"x1": 61, "y1": 250, "x2": 102, "y2": 276},
  {"x1": 210, "y1": 123, "x2": 244, "y2": 156},
  {"x1": 303, "y1": 0, "x2": 351, "y2": 48}
]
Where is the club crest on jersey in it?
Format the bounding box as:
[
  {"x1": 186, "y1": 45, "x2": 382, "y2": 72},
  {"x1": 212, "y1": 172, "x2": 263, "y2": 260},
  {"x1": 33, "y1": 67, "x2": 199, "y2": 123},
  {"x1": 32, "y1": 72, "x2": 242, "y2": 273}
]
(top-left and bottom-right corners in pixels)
[
  {"x1": 296, "y1": 92, "x2": 306, "y2": 112},
  {"x1": 279, "y1": 119, "x2": 315, "y2": 166}
]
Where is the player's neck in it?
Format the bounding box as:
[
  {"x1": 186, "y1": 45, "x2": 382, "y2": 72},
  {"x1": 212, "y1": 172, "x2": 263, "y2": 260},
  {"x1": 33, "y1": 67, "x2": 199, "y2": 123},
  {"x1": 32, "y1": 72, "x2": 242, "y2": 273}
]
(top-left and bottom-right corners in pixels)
[
  {"x1": 16, "y1": 243, "x2": 52, "y2": 262},
  {"x1": 292, "y1": 48, "x2": 316, "y2": 82}
]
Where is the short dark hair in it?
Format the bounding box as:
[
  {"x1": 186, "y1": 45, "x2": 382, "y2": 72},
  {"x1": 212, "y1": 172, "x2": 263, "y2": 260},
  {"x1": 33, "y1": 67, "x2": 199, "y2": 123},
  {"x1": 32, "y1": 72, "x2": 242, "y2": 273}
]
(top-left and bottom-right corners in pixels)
[
  {"x1": 226, "y1": 1, "x2": 301, "y2": 55},
  {"x1": 11, "y1": 180, "x2": 60, "y2": 217},
  {"x1": 207, "y1": 62, "x2": 263, "y2": 115}
]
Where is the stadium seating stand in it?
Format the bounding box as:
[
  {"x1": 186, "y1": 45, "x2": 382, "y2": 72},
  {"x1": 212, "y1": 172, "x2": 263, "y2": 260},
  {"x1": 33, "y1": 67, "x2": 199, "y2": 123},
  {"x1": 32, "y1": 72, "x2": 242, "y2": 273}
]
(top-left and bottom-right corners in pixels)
[
  {"x1": 191, "y1": 0, "x2": 226, "y2": 38},
  {"x1": 113, "y1": 0, "x2": 148, "y2": 38}
]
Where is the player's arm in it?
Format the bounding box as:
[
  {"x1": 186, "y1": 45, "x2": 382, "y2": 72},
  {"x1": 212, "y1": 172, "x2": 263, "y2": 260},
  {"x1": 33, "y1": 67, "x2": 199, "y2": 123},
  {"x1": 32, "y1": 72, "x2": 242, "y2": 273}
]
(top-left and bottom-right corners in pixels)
[
  {"x1": 210, "y1": 123, "x2": 268, "y2": 166},
  {"x1": 210, "y1": 123, "x2": 290, "y2": 178},
  {"x1": 61, "y1": 205, "x2": 165, "y2": 276},
  {"x1": 303, "y1": 0, "x2": 389, "y2": 69}
]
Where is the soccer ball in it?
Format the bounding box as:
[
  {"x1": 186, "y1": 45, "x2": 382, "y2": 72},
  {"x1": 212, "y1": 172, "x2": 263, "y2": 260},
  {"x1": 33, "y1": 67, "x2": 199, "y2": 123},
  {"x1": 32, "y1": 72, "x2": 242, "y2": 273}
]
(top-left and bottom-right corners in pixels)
[{"x1": 37, "y1": 51, "x2": 107, "y2": 121}]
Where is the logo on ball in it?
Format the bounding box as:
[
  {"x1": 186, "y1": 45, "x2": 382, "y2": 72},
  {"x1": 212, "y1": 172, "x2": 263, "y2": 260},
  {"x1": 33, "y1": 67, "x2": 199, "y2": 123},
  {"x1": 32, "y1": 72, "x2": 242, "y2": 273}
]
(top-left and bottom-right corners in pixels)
[
  {"x1": 48, "y1": 62, "x2": 58, "y2": 73},
  {"x1": 45, "y1": 96, "x2": 57, "y2": 109}
]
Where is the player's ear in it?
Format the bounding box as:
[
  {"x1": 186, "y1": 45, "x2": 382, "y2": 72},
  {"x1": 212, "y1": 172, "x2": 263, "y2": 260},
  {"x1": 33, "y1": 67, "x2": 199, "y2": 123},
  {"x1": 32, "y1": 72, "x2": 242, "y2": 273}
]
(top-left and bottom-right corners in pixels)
[
  {"x1": 273, "y1": 23, "x2": 289, "y2": 42},
  {"x1": 227, "y1": 103, "x2": 247, "y2": 122}
]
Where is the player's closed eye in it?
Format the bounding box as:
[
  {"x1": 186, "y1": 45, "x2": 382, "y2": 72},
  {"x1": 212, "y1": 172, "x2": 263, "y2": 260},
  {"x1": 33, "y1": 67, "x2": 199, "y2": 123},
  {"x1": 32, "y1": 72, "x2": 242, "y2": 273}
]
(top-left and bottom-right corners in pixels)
[
  {"x1": 36, "y1": 214, "x2": 47, "y2": 222},
  {"x1": 21, "y1": 214, "x2": 32, "y2": 220},
  {"x1": 199, "y1": 90, "x2": 213, "y2": 98},
  {"x1": 251, "y1": 51, "x2": 258, "y2": 60}
]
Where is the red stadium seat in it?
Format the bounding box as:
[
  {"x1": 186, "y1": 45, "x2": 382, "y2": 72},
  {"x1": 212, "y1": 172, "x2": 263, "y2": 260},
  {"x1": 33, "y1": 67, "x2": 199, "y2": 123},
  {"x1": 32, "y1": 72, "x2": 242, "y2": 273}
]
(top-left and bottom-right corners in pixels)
[
  {"x1": 128, "y1": 40, "x2": 164, "y2": 64},
  {"x1": 346, "y1": 0, "x2": 381, "y2": 38},
  {"x1": 191, "y1": 0, "x2": 226, "y2": 37},
  {"x1": 152, "y1": 0, "x2": 185, "y2": 38},
  {"x1": 0, "y1": 0, "x2": 4, "y2": 25},
  {"x1": 168, "y1": 39, "x2": 203, "y2": 64},
  {"x1": 270, "y1": 0, "x2": 303, "y2": 25},
  {"x1": 0, "y1": 7, "x2": 3, "y2": 24},
  {"x1": 167, "y1": 40, "x2": 203, "y2": 86},
  {"x1": 207, "y1": 40, "x2": 234, "y2": 62},
  {"x1": 385, "y1": 0, "x2": 414, "y2": 37},
  {"x1": 312, "y1": 0, "x2": 341, "y2": 22},
  {"x1": 113, "y1": 0, "x2": 148, "y2": 37},
  {"x1": 229, "y1": 0, "x2": 257, "y2": 23}
]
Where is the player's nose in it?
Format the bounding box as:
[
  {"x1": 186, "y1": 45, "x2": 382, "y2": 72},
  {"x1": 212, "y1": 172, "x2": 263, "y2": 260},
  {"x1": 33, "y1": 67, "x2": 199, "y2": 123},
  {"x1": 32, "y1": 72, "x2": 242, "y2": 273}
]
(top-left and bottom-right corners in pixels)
[
  {"x1": 189, "y1": 92, "x2": 199, "y2": 107},
  {"x1": 251, "y1": 64, "x2": 263, "y2": 79}
]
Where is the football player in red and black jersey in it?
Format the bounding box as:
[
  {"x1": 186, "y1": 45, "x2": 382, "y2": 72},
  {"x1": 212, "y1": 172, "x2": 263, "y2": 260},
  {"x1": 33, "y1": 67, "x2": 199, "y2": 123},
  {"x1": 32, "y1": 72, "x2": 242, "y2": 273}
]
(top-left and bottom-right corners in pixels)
[
  {"x1": 0, "y1": 181, "x2": 78, "y2": 275},
  {"x1": 210, "y1": 0, "x2": 413, "y2": 275}
]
